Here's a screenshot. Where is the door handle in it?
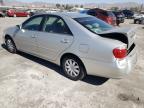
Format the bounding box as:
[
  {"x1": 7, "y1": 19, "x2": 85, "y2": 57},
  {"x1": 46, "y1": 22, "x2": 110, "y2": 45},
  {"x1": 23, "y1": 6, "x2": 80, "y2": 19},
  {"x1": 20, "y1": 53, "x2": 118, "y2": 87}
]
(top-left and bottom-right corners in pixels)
[{"x1": 61, "y1": 39, "x2": 69, "y2": 43}]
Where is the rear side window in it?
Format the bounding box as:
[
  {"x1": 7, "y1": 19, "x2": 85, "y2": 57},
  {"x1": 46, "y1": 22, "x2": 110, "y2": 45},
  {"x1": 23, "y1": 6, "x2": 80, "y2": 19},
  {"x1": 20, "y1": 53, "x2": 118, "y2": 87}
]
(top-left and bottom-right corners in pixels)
[
  {"x1": 43, "y1": 16, "x2": 72, "y2": 35},
  {"x1": 22, "y1": 16, "x2": 43, "y2": 31}
]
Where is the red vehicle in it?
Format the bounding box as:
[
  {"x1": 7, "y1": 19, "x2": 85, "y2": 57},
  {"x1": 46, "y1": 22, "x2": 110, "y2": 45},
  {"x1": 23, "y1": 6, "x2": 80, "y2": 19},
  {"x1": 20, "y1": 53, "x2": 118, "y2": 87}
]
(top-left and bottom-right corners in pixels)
[
  {"x1": 87, "y1": 8, "x2": 116, "y2": 26},
  {"x1": 7, "y1": 9, "x2": 29, "y2": 17}
]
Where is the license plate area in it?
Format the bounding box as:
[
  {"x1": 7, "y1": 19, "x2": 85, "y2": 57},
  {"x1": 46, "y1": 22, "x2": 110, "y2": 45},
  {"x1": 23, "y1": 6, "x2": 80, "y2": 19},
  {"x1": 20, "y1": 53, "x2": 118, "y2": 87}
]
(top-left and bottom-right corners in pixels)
[{"x1": 127, "y1": 43, "x2": 135, "y2": 55}]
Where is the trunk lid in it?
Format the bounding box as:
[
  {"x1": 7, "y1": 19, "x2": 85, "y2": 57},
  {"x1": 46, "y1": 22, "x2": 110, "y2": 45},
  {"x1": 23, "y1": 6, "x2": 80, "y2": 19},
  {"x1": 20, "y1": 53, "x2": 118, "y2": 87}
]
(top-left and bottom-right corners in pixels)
[{"x1": 99, "y1": 27, "x2": 136, "y2": 49}]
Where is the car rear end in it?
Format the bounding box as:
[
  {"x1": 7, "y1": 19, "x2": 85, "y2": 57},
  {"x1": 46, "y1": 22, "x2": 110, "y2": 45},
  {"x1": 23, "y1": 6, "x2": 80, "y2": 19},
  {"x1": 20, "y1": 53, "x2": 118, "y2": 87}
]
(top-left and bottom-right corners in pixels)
[
  {"x1": 106, "y1": 11, "x2": 116, "y2": 26},
  {"x1": 86, "y1": 8, "x2": 116, "y2": 26},
  {"x1": 85, "y1": 31, "x2": 137, "y2": 78},
  {"x1": 81, "y1": 33, "x2": 137, "y2": 78},
  {"x1": 99, "y1": 27, "x2": 137, "y2": 78},
  {"x1": 74, "y1": 16, "x2": 137, "y2": 78},
  {"x1": 123, "y1": 10, "x2": 134, "y2": 19},
  {"x1": 114, "y1": 11, "x2": 125, "y2": 23},
  {"x1": 112, "y1": 33, "x2": 137, "y2": 78}
]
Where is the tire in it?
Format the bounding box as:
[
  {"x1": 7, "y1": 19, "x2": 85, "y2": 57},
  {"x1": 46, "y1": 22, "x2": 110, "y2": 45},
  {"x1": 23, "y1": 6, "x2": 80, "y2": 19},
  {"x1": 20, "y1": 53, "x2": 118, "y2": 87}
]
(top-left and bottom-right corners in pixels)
[
  {"x1": 134, "y1": 20, "x2": 140, "y2": 24},
  {"x1": 134, "y1": 20, "x2": 136, "y2": 24},
  {"x1": 5, "y1": 38, "x2": 17, "y2": 53},
  {"x1": 62, "y1": 56, "x2": 86, "y2": 81}
]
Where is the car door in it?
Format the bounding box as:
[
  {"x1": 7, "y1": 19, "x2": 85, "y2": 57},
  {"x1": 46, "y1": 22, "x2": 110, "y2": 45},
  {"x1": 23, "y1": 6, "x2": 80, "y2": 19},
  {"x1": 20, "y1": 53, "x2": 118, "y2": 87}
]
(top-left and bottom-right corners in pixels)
[
  {"x1": 14, "y1": 15, "x2": 44, "y2": 54},
  {"x1": 16, "y1": 10, "x2": 23, "y2": 17},
  {"x1": 15, "y1": 10, "x2": 21, "y2": 17},
  {"x1": 37, "y1": 15, "x2": 74, "y2": 60},
  {"x1": 18, "y1": 11, "x2": 27, "y2": 17}
]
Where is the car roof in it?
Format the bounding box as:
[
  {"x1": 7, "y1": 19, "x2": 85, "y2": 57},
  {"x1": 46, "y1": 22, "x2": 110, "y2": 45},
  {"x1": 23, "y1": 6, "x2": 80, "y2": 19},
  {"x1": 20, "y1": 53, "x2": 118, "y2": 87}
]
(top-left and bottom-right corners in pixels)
[{"x1": 36, "y1": 12, "x2": 91, "y2": 19}]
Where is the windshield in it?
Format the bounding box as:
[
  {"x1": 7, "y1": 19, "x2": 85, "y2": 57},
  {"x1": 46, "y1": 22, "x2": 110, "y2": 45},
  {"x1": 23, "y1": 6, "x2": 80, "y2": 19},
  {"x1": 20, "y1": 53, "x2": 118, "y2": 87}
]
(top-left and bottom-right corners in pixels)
[{"x1": 74, "y1": 17, "x2": 113, "y2": 34}]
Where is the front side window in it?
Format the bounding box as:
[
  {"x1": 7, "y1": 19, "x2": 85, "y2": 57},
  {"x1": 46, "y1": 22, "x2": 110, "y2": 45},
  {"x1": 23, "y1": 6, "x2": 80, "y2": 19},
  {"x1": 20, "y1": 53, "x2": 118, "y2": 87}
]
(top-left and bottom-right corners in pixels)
[
  {"x1": 22, "y1": 16, "x2": 43, "y2": 31},
  {"x1": 43, "y1": 16, "x2": 72, "y2": 35},
  {"x1": 74, "y1": 17, "x2": 113, "y2": 34}
]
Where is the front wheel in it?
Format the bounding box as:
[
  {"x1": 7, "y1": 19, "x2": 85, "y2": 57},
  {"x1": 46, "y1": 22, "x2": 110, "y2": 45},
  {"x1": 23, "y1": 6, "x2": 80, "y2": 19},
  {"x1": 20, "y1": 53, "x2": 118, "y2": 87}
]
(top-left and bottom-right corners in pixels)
[
  {"x1": 5, "y1": 38, "x2": 17, "y2": 53},
  {"x1": 62, "y1": 56, "x2": 86, "y2": 81}
]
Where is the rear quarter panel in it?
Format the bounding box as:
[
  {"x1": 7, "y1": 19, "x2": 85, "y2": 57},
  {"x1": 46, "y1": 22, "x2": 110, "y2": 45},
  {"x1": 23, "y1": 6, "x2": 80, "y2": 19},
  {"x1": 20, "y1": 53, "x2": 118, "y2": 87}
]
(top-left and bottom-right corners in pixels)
[{"x1": 87, "y1": 36, "x2": 125, "y2": 63}]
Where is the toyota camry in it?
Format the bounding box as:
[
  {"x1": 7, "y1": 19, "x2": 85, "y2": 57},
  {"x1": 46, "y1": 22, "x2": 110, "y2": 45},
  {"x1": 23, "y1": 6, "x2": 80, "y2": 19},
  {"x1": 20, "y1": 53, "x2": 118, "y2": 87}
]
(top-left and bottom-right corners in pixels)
[{"x1": 3, "y1": 12, "x2": 137, "y2": 81}]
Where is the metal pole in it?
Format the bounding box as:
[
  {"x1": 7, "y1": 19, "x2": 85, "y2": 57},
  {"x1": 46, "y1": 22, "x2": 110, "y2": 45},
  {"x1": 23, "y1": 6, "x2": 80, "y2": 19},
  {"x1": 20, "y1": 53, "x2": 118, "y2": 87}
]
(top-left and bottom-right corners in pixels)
[{"x1": 141, "y1": 0, "x2": 144, "y2": 11}]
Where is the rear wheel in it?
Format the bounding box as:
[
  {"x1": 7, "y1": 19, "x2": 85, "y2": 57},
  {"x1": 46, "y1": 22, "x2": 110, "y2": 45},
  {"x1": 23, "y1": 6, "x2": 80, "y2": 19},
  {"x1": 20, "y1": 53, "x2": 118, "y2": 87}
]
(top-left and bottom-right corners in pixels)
[
  {"x1": 134, "y1": 19, "x2": 136, "y2": 24},
  {"x1": 62, "y1": 56, "x2": 86, "y2": 81},
  {"x1": 5, "y1": 38, "x2": 17, "y2": 53}
]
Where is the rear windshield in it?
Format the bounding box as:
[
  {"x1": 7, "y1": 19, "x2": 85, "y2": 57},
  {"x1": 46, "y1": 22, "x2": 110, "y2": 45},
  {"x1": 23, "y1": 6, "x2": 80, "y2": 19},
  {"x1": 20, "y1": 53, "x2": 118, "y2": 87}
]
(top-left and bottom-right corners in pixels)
[
  {"x1": 74, "y1": 17, "x2": 113, "y2": 34},
  {"x1": 107, "y1": 11, "x2": 115, "y2": 17}
]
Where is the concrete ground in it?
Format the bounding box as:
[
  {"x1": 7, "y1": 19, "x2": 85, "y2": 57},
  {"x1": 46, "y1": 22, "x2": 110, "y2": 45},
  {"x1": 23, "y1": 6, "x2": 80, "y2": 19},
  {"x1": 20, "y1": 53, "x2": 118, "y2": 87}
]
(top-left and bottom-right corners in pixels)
[{"x1": 0, "y1": 17, "x2": 144, "y2": 108}]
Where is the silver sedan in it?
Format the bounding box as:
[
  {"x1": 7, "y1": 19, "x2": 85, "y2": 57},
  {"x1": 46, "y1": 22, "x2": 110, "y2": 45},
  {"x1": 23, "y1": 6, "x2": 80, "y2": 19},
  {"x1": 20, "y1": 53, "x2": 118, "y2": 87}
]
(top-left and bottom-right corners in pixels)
[{"x1": 3, "y1": 13, "x2": 137, "y2": 81}]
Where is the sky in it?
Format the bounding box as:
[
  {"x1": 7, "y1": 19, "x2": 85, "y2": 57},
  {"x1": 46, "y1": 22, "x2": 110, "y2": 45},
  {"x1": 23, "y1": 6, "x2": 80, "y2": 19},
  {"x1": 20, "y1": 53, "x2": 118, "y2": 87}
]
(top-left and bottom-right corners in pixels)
[{"x1": 14, "y1": 0, "x2": 144, "y2": 4}]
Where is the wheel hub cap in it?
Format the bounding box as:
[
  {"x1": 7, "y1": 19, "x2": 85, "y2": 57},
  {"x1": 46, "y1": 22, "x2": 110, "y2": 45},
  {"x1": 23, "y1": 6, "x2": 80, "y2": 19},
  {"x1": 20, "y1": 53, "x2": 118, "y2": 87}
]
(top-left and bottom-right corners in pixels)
[
  {"x1": 7, "y1": 40, "x2": 14, "y2": 51},
  {"x1": 65, "y1": 59, "x2": 80, "y2": 77}
]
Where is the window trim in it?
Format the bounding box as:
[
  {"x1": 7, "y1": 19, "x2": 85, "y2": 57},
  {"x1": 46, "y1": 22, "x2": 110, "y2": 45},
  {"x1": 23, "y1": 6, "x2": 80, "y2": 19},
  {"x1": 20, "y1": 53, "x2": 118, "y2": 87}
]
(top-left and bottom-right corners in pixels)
[{"x1": 41, "y1": 14, "x2": 73, "y2": 36}]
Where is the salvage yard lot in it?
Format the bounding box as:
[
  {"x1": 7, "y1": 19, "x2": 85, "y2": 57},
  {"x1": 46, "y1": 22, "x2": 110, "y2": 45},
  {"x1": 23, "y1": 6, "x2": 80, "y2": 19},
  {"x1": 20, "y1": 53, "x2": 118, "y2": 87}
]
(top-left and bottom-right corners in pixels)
[{"x1": 0, "y1": 17, "x2": 144, "y2": 108}]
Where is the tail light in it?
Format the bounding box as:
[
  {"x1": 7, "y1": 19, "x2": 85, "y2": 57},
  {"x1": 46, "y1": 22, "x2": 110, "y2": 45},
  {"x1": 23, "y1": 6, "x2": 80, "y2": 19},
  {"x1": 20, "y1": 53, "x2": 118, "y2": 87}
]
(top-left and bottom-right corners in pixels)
[
  {"x1": 107, "y1": 17, "x2": 113, "y2": 25},
  {"x1": 113, "y1": 47, "x2": 127, "y2": 59},
  {"x1": 107, "y1": 17, "x2": 116, "y2": 26}
]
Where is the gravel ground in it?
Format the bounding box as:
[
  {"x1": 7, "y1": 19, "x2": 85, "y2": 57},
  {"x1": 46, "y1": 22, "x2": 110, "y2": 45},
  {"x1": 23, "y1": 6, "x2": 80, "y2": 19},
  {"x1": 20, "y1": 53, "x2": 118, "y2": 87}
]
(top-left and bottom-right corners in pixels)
[{"x1": 0, "y1": 17, "x2": 144, "y2": 108}]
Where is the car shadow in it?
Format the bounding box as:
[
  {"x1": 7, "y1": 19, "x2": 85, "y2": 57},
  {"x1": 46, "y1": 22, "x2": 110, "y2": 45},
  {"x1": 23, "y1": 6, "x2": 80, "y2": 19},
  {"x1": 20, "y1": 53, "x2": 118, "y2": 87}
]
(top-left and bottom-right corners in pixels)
[
  {"x1": 1, "y1": 43, "x2": 109, "y2": 86},
  {"x1": 82, "y1": 76, "x2": 108, "y2": 86}
]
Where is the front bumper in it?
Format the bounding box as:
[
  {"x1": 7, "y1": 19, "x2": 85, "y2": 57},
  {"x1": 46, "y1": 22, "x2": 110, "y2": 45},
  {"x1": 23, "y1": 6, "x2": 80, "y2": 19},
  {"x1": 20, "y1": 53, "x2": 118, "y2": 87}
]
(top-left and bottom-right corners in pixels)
[{"x1": 81, "y1": 47, "x2": 137, "y2": 78}]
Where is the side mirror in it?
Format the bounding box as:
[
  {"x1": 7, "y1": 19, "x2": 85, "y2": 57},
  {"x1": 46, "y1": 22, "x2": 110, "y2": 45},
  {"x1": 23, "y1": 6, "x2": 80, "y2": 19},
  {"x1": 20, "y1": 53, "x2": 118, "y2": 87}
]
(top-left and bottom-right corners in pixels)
[{"x1": 16, "y1": 25, "x2": 21, "y2": 29}]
